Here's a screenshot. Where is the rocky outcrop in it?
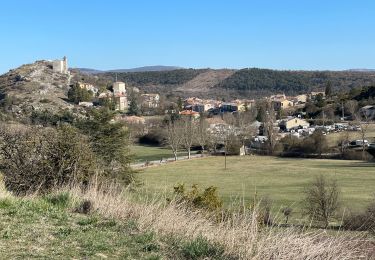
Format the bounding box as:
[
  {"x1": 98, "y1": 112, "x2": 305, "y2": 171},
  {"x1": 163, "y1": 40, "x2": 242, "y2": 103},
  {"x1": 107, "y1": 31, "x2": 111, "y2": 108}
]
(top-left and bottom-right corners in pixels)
[{"x1": 0, "y1": 60, "x2": 75, "y2": 117}]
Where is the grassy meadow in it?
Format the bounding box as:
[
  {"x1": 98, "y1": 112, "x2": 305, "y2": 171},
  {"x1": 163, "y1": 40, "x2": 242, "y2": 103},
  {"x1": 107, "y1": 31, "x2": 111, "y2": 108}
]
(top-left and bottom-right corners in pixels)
[{"x1": 139, "y1": 156, "x2": 375, "y2": 215}]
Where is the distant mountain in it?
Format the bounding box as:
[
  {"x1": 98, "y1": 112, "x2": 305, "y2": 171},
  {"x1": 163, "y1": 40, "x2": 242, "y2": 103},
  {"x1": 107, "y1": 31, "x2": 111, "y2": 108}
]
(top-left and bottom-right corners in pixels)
[
  {"x1": 75, "y1": 66, "x2": 184, "y2": 74},
  {"x1": 346, "y1": 69, "x2": 375, "y2": 72},
  {"x1": 74, "y1": 68, "x2": 104, "y2": 74},
  {"x1": 108, "y1": 66, "x2": 184, "y2": 73}
]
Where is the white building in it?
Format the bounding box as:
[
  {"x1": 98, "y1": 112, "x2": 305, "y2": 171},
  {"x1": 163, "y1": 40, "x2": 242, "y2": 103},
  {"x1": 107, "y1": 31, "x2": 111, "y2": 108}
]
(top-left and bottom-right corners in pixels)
[
  {"x1": 141, "y1": 93, "x2": 160, "y2": 108},
  {"x1": 53, "y1": 56, "x2": 68, "y2": 74},
  {"x1": 113, "y1": 82, "x2": 126, "y2": 96},
  {"x1": 113, "y1": 81, "x2": 128, "y2": 111}
]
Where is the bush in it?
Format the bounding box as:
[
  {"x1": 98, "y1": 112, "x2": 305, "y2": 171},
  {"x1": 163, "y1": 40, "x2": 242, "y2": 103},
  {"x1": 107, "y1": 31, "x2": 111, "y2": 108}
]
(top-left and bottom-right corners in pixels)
[
  {"x1": 281, "y1": 131, "x2": 328, "y2": 157},
  {"x1": 173, "y1": 184, "x2": 223, "y2": 211},
  {"x1": 0, "y1": 124, "x2": 97, "y2": 195},
  {"x1": 182, "y1": 236, "x2": 225, "y2": 260},
  {"x1": 302, "y1": 175, "x2": 340, "y2": 228},
  {"x1": 139, "y1": 130, "x2": 166, "y2": 146},
  {"x1": 43, "y1": 192, "x2": 71, "y2": 208},
  {"x1": 343, "y1": 201, "x2": 375, "y2": 233}
]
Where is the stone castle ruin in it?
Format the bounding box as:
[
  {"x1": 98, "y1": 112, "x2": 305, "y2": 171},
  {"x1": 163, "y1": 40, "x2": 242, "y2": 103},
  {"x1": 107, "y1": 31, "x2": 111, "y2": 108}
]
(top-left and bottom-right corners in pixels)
[{"x1": 52, "y1": 56, "x2": 68, "y2": 74}]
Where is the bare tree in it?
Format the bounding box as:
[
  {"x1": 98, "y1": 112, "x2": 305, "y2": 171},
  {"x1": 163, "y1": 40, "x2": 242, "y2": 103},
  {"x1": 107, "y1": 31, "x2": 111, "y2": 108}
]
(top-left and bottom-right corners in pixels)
[
  {"x1": 196, "y1": 118, "x2": 209, "y2": 156},
  {"x1": 302, "y1": 175, "x2": 340, "y2": 228},
  {"x1": 263, "y1": 101, "x2": 278, "y2": 155},
  {"x1": 345, "y1": 100, "x2": 358, "y2": 119},
  {"x1": 235, "y1": 109, "x2": 258, "y2": 146},
  {"x1": 338, "y1": 130, "x2": 350, "y2": 157},
  {"x1": 355, "y1": 109, "x2": 371, "y2": 160},
  {"x1": 166, "y1": 120, "x2": 182, "y2": 161},
  {"x1": 180, "y1": 116, "x2": 196, "y2": 159}
]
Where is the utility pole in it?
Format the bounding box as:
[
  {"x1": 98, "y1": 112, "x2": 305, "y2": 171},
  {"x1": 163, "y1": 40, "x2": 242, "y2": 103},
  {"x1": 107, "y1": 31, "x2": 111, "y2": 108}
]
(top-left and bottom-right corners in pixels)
[
  {"x1": 224, "y1": 136, "x2": 227, "y2": 170},
  {"x1": 322, "y1": 110, "x2": 325, "y2": 126}
]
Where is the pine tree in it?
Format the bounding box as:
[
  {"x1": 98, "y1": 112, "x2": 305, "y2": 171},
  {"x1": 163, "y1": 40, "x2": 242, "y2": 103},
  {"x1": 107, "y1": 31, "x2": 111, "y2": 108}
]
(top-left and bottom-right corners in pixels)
[{"x1": 128, "y1": 92, "x2": 140, "y2": 116}]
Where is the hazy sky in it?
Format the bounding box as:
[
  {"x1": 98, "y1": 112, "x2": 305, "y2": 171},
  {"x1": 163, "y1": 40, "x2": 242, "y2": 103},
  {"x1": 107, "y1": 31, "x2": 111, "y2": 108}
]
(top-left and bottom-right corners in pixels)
[{"x1": 1, "y1": 0, "x2": 375, "y2": 73}]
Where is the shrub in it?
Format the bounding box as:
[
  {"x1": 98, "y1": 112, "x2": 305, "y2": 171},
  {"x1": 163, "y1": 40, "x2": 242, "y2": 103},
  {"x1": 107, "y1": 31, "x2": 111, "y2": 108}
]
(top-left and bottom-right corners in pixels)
[
  {"x1": 302, "y1": 175, "x2": 340, "y2": 228},
  {"x1": 43, "y1": 192, "x2": 71, "y2": 208},
  {"x1": 30, "y1": 109, "x2": 75, "y2": 126},
  {"x1": 139, "y1": 130, "x2": 166, "y2": 146},
  {"x1": 181, "y1": 236, "x2": 225, "y2": 260},
  {"x1": 75, "y1": 199, "x2": 93, "y2": 214},
  {"x1": 281, "y1": 131, "x2": 328, "y2": 157},
  {"x1": 39, "y1": 98, "x2": 51, "y2": 103},
  {"x1": 343, "y1": 200, "x2": 375, "y2": 233},
  {"x1": 0, "y1": 124, "x2": 97, "y2": 195},
  {"x1": 281, "y1": 207, "x2": 293, "y2": 224},
  {"x1": 173, "y1": 184, "x2": 223, "y2": 211}
]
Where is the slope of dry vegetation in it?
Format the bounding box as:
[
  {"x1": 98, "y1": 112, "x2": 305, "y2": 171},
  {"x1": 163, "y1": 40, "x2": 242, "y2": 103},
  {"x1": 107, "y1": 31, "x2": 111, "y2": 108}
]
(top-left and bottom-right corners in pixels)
[{"x1": 0, "y1": 179, "x2": 371, "y2": 259}]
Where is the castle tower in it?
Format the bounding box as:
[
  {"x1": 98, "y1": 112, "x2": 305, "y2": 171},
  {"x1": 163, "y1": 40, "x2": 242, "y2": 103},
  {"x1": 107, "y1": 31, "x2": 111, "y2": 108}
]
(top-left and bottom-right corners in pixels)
[
  {"x1": 63, "y1": 56, "x2": 68, "y2": 74},
  {"x1": 113, "y1": 81, "x2": 128, "y2": 111},
  {"x1": 52, "y1": 56, "x2": 68, "y2": 74}
]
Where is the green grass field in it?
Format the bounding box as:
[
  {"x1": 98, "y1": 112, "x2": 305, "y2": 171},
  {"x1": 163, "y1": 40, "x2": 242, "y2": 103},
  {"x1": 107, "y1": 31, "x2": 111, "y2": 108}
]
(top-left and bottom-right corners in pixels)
[
  {"x1": 131, "y1": 145, "x2": 198, "y2": 162},
  {"x1": 139, "y1": 156, "x2": 375, "y2": 215}
]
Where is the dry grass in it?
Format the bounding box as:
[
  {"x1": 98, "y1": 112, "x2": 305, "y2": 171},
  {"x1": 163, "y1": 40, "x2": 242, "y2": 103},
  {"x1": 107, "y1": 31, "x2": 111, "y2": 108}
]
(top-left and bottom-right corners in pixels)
[{"x1": 62, "y1": 181, "x2": 369, "y2": 259}]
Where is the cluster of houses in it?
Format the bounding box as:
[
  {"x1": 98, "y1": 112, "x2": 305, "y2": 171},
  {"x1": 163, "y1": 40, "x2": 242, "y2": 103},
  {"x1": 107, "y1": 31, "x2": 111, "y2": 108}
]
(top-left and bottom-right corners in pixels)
[
  {"x1": 179, "y1": 97, "x2": 255, "y2": 118},
  {"x1": 268, "y1": 92, "x2": 325, "y2": 111},
  {"x1": 75, "y1": 80, "x2": 160, "y2": 112}
]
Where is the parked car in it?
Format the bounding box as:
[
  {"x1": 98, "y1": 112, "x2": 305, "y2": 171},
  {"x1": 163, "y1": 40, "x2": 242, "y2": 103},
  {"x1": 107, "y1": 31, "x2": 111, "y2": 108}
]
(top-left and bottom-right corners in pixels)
[{"x1": 350, "y1": 140, "x2": 369, "y2": 147}]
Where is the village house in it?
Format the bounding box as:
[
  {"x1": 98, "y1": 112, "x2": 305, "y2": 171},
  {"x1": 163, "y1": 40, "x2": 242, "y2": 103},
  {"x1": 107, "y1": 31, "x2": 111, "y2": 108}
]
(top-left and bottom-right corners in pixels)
[
  {"x1": 293, "y1": 94, "x2": 308, "y2": 104},
  {"x1": 269, "y1": 93, "x2": 294, "y2": 110},
  {"x1": 141, "y1": 93, "x2": 160, "y2": 108},
  {"x1": 360, "y1": 105, "x2": 375, "y2": 119},
  {"x1": 272, "y1": 99, "x2": 294, "y2": 110},
  {"x1": 179, "y1": 110, "x2": 200, "y2": 119},
  {"x1": 279, "y1": 117, "x2": 310, "y2": 131},
  {"x1": 77, "y1": 82, "x2": 98, "y2": 95},
  {"x1": 184, "y1": 97, "x2": 219, "y2": 112},
  {"x1": 121, "y1": 115, "x2": 146, "y2": 125},
  {"x1": 270, "y1": 93, "x2": 286, "y2": 100}
]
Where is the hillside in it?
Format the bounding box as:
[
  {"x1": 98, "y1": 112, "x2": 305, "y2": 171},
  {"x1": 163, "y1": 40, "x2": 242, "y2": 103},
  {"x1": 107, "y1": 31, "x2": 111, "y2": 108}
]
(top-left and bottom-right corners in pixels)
[
  {"x1": 0, "y1": 60, "x2": 74, "y2": 117},
  {"x1": 92, "y1": 68, "x2": 375, "y2": 99},
  {"x1": 215, "y1": 68, "x2": 375, "y2": 97}
]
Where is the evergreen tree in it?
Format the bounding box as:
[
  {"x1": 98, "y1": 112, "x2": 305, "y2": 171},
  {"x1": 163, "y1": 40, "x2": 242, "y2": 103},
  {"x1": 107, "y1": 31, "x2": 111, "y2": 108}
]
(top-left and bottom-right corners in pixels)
[
  {"x1": 177, "y1": 97, "x2": 183, "y2": 111},
  {"x1": 67, "y1": 83, "x2": 93, "y2": 104},
  {"x1": 76, "y1": 108, "x2": 135, "y2": 185},
  {"x1": 128, "y1": 92, "x2": 140, "y2": 116},
  {"x1": 325, "y1": 81, "x2": 333, "y2": 97}
]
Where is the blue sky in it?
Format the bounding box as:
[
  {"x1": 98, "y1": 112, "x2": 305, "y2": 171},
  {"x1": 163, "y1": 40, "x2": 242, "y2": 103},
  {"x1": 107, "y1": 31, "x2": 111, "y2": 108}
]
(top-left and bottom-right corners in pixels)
[{"x1": 0, "y1": 0, "x2": 374, "y2": 73}]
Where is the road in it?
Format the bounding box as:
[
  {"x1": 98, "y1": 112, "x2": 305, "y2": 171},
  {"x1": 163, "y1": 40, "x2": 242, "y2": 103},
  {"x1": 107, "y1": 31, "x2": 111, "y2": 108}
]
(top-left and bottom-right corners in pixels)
[{"x1": 131, "y1": 154, "x2": 206, "y2": 169}]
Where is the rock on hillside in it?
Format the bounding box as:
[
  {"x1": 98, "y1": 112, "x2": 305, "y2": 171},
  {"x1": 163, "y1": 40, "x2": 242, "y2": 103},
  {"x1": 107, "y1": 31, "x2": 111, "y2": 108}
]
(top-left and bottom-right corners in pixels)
[{"x1": 0, "y1": 60, "x2": 74, "y2": 116}]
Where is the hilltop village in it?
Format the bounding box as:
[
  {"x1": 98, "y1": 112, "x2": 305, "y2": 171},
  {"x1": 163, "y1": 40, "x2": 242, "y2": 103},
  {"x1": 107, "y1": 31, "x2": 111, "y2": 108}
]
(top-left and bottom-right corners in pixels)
[
  {"x1": 0, "y1": 57, "x2": 374, "y2": 160},
  {"x1": 42, "y1": 57, "x2": 373, "y2": 159}
]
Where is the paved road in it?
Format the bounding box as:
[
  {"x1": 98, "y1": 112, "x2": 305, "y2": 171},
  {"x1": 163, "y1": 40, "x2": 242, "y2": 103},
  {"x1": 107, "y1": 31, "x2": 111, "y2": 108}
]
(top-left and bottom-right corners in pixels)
[{"x1": 131, "y1": 154, "x2": 206, "y2": 169}]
